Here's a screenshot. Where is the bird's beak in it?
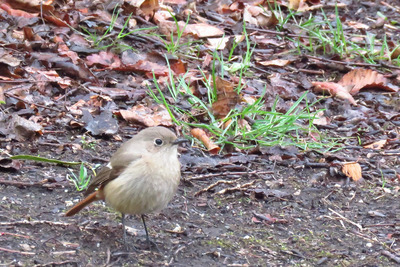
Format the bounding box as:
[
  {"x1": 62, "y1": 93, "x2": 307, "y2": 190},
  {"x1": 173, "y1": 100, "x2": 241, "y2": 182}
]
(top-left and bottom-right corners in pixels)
[{"x1": 172, "y1": 138, "x2": 189, "y2": 146}]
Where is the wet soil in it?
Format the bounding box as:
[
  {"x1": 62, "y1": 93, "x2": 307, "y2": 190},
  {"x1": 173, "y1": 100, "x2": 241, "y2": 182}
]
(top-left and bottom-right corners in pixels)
[{"x1": 1, "y1": 133, "x2": 400, "y2": 266}]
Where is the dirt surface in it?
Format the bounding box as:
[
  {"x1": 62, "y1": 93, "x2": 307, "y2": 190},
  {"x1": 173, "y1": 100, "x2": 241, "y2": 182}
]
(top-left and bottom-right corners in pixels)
[
  {"x1": 1, "y1": 0, "x2": 400, "y2": 266},
  {"x1": 1, "y1": 133, "x2": 400, "y2": 266}
]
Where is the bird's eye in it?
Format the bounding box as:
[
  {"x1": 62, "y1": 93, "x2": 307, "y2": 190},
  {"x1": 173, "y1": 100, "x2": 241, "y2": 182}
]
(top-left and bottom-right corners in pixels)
[{"x1": 154, "y1": 138, "x2": 163, "y2": 146}]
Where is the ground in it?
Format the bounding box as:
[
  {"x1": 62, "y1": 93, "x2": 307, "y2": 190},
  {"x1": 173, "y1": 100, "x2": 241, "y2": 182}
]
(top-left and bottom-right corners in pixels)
[
  {"x1": 1, "y1": 0, "x2": 400, "y2": 266},
  {"x1": 1, "y1": 137, "x2": 400, "y2": 266}
]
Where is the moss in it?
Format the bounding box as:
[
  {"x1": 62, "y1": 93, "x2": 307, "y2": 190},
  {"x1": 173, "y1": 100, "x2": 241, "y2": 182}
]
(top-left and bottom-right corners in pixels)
[{"x1": 204, "y1": 238, "x2": 236, "y2": 249}]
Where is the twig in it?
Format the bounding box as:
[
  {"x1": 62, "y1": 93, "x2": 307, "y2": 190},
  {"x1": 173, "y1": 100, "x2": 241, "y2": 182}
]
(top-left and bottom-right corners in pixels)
[
  {"x1": 328, "y1": 208, "x2": 363, "y2": 231},
  {"x1": 0, "y1": 246, "x2": 35, "y2": 255},
  {"x1": 0, "y1": 220, "x2": 72, "y2": 227},
  {"x1": 380, "y1": 1, "x2": 400, "y2": 13},
  {"x1": 0, "y1": 179, "x2": 61, "y2": 189},
  {"x1": 307, "y1": 55, "x2": 400, "y2": 70},
  {"x1": 50, "y1": 250, "x2": 76, "y2": 255},
  {"x1": 186, "y1": 170, "x2": 273, "y2": 181},
  {"x1": 194, "y1": 180, "x2": 235, "y2": 196},
  {"x1": 252, "y1": 211, "x2": 290, "y2": 224},
  {"x1": 4, "y1": 92, "x2": 62, "y2": 112},
  {"x1": 34, "y1": 260, "x2": 79, "y2": 266},
  {"x1": 0, "y1": 232, "x2": 31, "y2": 239},
  {"x1": 363, "y1": 223, "x2": 397, "y2": 228},
  {"x1": 381, "y1": 250, "x2": 400, "y2": 264},
  {"x1": 298, "y1": 69, "x2": 325, "y2": 75},
  {"x1": 0, "y1": 220, "x2": 111, "y2": 235},
  {"x1": 217, "y1": 181, "x2": 256, "y2": 195},
  {"x1": 247, "y1": 27, "x2": 320, "y2": 40}
]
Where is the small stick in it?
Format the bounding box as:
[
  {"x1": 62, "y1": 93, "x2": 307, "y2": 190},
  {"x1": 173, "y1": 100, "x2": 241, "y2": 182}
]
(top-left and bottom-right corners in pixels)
[
  {"x1": 363, "y1": 223, "x2": 397, "y2": 228},
  {"x1": 186, "y1": 170, "x2": 273, "y2": 181},
  {"x1": 328, "y1": 208, "x2": 363, "y2": 231},
  {"x1": 0, "y1": 179, "x2": 61, "y2": 188},
  {"x1": 0, "y1": 246, "x2": 35, "y2": 255},
  {"x1": 381, "y1": 250, "x2": 400, "y2": 264},
  {"x1": 217, "y1": 181, "x2": 256, "y2": 194},
  {"x1": 4, "y1": 93, "x2": 62, "y2": 112},
  {"x1": 0, "y1": 232, "x2": 31, "y2": 239},
  {"x1": 194, "y1": 180, "x2": 235, "y2": 196}
]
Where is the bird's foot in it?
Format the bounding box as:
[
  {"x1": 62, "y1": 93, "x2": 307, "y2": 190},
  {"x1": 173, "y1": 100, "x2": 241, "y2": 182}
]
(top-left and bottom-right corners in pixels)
[{"x1": 139, "y1": 237, "x2": 160, "y2": 253}]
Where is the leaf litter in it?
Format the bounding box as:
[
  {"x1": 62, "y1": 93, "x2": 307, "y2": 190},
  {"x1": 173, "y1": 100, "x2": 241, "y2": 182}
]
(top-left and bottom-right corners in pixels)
[{"x1": 0, "y1": 0, "x2": 400, "y2": 266}]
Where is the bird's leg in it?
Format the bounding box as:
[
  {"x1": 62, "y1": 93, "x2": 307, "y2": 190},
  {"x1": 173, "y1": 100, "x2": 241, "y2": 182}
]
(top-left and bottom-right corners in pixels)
[
  {"x1": 141, "y1": 214, "x2": 150, "y2": 246},
  {"x1": 141, "y1": 215, "x2": 159, "y2": 251},
  {"x1": 121, "y1": 213, "x2": 127, "y2": 246}
]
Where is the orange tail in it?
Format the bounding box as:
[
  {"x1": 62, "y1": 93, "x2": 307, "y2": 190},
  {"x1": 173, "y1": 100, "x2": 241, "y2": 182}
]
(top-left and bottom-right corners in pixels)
[{"x1": 65, "y1": 191, "x2": 100, "y2": 216}]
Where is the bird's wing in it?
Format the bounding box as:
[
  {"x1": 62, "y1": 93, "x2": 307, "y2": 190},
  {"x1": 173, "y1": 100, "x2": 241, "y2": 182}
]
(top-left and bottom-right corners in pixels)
[{"x1": 84, "y1": 153, "x2": 142, "y2": 196}]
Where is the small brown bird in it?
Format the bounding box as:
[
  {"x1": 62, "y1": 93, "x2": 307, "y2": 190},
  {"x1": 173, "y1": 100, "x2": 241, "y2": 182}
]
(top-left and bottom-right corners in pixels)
[{"x1": 65, "y1": 126, "x2": 186, "y2": 246}]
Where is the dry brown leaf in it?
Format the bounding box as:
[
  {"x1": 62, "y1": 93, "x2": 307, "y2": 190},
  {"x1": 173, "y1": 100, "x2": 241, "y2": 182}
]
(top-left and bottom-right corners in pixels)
[
  {"x1": 206, "y1": 37, "x2": 230, "y2": 50},
  {"x1": 118, "y1": 104, "x2": 172, "y2": 127},
  {"x1": 389, "y1": 41, "x2": 400, "y2": 60},
  {"x1": 86, "y1": 51, "x2": 122, "y2": 69},
  {"x1": 339, "y1": 69, "x2": 399, "y2": 95},
  {"x1": 347, "y1": 21, "x2": 370, "y2": 30},
  {"x1": 24, "y1": 67, "x2": 72, "y2": 89},
  {"x1": 342, "y1": 162, "x2": 362, "y2": 182},
  {"x1": 3, "y1": 0, "x2": 54, "y2": 13},
  {"x1": 306, "y1": 0, "x2": 320, "y2": 4},
  {"x1": 238, "y1": 118, "x2": 251, "y2": 131},
  {"x1": 243, "y1": 6, "x2": 278, "y2": 28},
  {"x1": 191, "y1": 128, "x2": 220, "y2": 154},
  {"x1": 312, "y1": 81, "x2": 357, "y2": 105},
  {"x1": 67, "y1": 99, "x2": 87, "y2": 116},
  {"x1": 125, "y1": 0, "x2": 159, "y2": 18},
  {"x1": 170, "y1": 59, "x2": 186, "y2": 75},
  {"x1": 184, "y1": 23, "x2": 224, "y2": 38},
  {"x1": 0, "y1": 85, "x2": 5, "y2": 103},
  {"x1": 211, "y1": 77, "x2": 240, "y2": 119},
  {"x1": 289, "y1": 0, "x2": 302, "y2": 10},
  {"x1": 363, "y1": 139, "x2": 387, "y2": 149},
  {"x1": 259, "y1": 59, "x2": 291, "y2": 67},
  {"x1": 0, "y1": 3, "x2": 37, "y2": 18},
  {"x1": 312, "y1": 111, "x2": 330, "y2": 126}
]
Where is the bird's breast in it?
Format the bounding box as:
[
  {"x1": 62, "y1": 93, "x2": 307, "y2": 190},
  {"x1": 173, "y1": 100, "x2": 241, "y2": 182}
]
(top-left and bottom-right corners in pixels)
[{"x1": 103, "y1": 152, "x2": 181, "y2": 215}]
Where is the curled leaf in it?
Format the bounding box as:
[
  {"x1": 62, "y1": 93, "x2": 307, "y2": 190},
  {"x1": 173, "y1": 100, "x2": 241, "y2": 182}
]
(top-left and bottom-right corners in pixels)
[
  {"x1": 342, "y1": 162, "x2": 362, "y2": 182},
  {"x1": 191, "y1": 128, "x2": 220, "y2": 154}
]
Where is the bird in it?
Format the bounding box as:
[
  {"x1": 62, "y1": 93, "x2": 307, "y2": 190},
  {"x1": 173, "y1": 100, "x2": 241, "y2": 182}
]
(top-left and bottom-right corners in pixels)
[{"x1": 65, "y1": 126, "x2": 187, "y2": 247}]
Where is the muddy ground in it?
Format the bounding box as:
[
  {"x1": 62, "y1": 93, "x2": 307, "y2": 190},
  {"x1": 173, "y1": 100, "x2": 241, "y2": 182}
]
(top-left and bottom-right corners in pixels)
[
  {"x1": 1, "y1": 128, "x2": 400, "y2": 266},
  {"x1": 1, "y1": 0, "x2": 400, "y2": 266}
]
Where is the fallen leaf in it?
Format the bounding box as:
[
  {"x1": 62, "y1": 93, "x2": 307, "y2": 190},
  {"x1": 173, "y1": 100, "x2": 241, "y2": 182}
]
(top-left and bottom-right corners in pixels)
[
  {"x1": 288, "y1": 0, "x2": 303, "y2": 10},
  {"x1": 243, "y1": 6, "x2": 278, "y2": 28},
  {"x1": 118, "y1": 104, "x2": 173, "y2": 127},
  {"x1": 211, "y1": 77, "x2": 240, "y2": 119},
  {"x1": 12, "y1": 115, "x2": 43, "y2": 140},
  {"x1": 0, "y1": 50, "x2": 21, "y2": 67},
  {"x1": 86, "y1": 51, "x2": 122, "y2": 69},
  {"x1": 191, "y1": 128, "x2": 220, "y2": 154},
  {"x1": 339, "y1": 69, "x2": 399, "y2": 95},
  {"x1": 206, "y1": 37, "x2": 230, "y2": 50},
  {"x1": 0, "y1": 86, "x2": 5, "y2": 103},
  {"x1": 82, "y1": 110, "x2": 119, "y2": 136},
  {"x1": 157, "y1": 18, "x2": 224, "y2": 39},
  {"x1": 125, "y1": 0, "x2": 159, "y2": 18},
  {"x1": 363, "y1": 139, "x2": 387, "y2": 149},
  {"x1": 67, "y1": 99, "x2": 87, "y2": 116},
  {"x1": 184, "y1": 23, "x2": 224, "y2": 38},
  {"x1": 342, "y1": 162, "x2": 362, "y2": 182},
  {"x1": 312, "y1": 81, "x2": 357, "y2": 105},
  {"x1": 24, "y1": 67, "x2": 72, "y2": 89},
  {"x1": 389, "y1": 42, "x2": 400, "y2": 60},
  {"x1": 5, "y1": 0, "x2": 54, "y2": 13},
  {"x1": 0, "y1": 3, "x2": 37, "y2": 18},
  {"x1": 259, "y1": 59, "x2": 291, "y2": 67}
]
